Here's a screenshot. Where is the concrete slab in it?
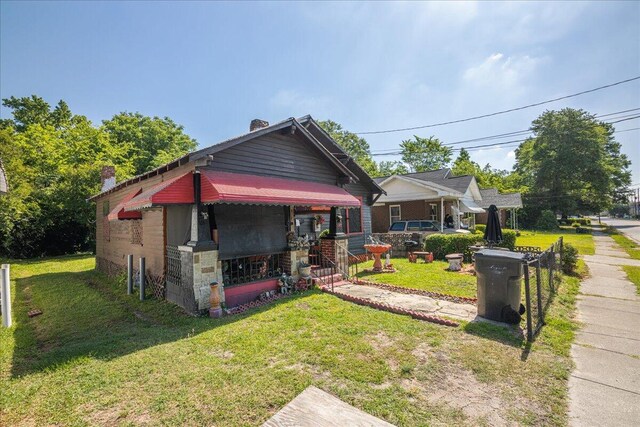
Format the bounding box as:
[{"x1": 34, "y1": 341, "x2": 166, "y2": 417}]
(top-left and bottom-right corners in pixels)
[
  {"x1": 579, "y1": 276, "x2": 639, "y2": 300},
  {"x1": 336, "y1": 283, "x2": 477, "y2": 321},
  {"x1": 263, "y1": 386, "x2": 395, "y2": 427},
  {"x1": 583, "y1": 255, "x2": 640, "y2": 267},
  {"x1": 569, "y1": 373, "x2": 640, "y2": 427},
  {"x1": 570, "y1": 233, "x2": 640, "y2": 426}
]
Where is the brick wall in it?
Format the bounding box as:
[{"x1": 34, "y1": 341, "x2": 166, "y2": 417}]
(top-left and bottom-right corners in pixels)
[{"x1": 475, "y1": 209, "x2": 508, "y2": 228}]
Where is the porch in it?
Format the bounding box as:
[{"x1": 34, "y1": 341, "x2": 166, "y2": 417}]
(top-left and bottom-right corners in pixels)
[{"x1": 120, "y1": 170, "x2": 363, "y2": 313}]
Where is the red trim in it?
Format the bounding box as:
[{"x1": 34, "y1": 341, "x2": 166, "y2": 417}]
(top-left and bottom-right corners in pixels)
[
  {"x1": 200, "y1": 171, "x2": 361, "y2": 207},
  {"x1": 107, "y1": 188, "x2": 143, "y2": 220},
  {"x1": 124, "y1": 172, "x2": 195, "y2": 211},
  {"x1": 224, "y1": 279, "x2": 279, "y2": 308}
]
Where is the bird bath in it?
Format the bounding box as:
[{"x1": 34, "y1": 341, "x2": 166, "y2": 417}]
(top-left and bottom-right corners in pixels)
[{"x1": 364, "y1": 244, "x2": 392, "y2": 272}]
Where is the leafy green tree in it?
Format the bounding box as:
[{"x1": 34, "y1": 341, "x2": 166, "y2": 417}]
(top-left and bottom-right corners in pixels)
[
  {"x1": 102, "y1": 112, "x2": 198, "y2": 176},
  {"x1": 317, "y1": 120, "x2": 378, "y2": 176},
  {"x1": 0, "y1": 96, "x2": 197, "y2": 257},
  {"x1": 400, "y1": 135, "x2": 452, "y2": 172},
  {"x1": 514, "y1": 108, "x2": 631, "y2": 216},
  {"x1": 451, "y1": 148, "x2": 523, "y2": 193},
  {"x1": 377, "y1": 160, "x2": 409, "y2": 176}
]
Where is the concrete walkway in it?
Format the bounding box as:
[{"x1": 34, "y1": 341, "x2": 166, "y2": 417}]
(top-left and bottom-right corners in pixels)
[
  {"x1": 335, "y1": 283, "x2": 477, "y2": 322},
  {"x1": 569, "y1": 231, "x2": 640, "y2": 426},
  {"x1": 263, "y1": 386, "x2": 395, "y2": 427}
]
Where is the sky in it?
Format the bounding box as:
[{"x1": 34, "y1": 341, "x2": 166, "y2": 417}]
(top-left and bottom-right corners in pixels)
[{"x1": 1, "y1": 1, "x2": 639, "y2": 183}]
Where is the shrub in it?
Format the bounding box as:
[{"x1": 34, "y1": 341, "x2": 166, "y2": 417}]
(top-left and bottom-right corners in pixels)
[
  {"x1": 475, "y1": 224, "x2": 486, "y2": 234},
  {"x1": 576, "y1": 227, "x2": 590, "y2": 234},
  {"x1": 562, "y1": 243, "x2": 579, "y2": 274},
  {"x1": 535, "y1": 210, "x2": 558, "y2": 230},
  {"x1": 496, "y1": 229, "x2": 517, "y2": 251},
  {"x1": 424, "y1": 233, "x2": 483, "y2": 260},
  {"x1": 571, "y1": 222, "x2": 581, "y2": 228}
]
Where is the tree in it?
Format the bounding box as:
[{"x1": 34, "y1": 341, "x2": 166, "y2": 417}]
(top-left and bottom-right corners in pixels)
[
  {"x1": 0, "y1": 96, "x2": 197, "y2": 257},
  {"x1": 102, "y1": 112, "x2": 198, "y2": 176},
  {"x1": 400, "y1": 135, "x2": 452, "y2": 172},
  {"x1": 377, "y1": 160, "x2": 409, "y2": 176},
  {"x1": 514, "y1": 108, "x2": 631, "y2": 217},
  {"x1": 317, "y1": 120, "x2": 378, "y2": 176}
]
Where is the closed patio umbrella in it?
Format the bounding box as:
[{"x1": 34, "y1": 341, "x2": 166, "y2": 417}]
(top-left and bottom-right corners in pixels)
[{"x1": 484, "y1": 204, "x2": 502, "y2": 247}]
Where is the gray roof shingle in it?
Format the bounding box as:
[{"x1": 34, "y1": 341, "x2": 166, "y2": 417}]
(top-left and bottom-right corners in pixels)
[{"x1": 477, "y1": 188, "x2": 523, "y2": 208}]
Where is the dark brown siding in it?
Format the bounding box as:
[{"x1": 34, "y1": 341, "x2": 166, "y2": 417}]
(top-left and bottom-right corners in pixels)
[
  {"x1": 208, "y1": 133, "x2": 339, "y2": 185},
  {"x1": 371, "y1": 200, "x2": 456, "y2": 233}
]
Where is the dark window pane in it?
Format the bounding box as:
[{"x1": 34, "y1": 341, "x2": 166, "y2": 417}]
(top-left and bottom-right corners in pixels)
[
  {"x1": 390, "y1": 222, "x2": 405, "y2": 231},
  {"x1": 348, "y1": 207, "x2": 362, "y2": 233}
]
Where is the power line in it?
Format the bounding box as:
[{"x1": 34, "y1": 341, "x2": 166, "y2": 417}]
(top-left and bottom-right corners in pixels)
[
  {"x1": 355, "y1": 76, "x2": 640, "y2": 135},
  {"x1": 616, "y1": 127, "x2": 640, "y2": 134},
  {"x1": 369, "y1": 107, "x2": 640, "y2": 152}
]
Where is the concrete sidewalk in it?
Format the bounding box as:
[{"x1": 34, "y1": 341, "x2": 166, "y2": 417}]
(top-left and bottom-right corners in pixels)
[{"x1": 569, "y1": 232, "x2": 640, "y2": 426}]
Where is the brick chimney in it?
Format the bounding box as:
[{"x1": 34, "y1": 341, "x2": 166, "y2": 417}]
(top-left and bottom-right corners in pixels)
[
  {"x1": 250, "y1": 119, "x2": 269, "y2": 132},
  {"x1": 101, "y1": 166, "x2": 116, "y2": 192}
]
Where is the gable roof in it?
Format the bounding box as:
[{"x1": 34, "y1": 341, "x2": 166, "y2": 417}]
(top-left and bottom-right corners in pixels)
[
  {"x1": 375, "y1": 168, "x2": 476, "y2": 196},
  {"x1": 0, "y1": 158, "x2": 7, "y2": 194},
  {"x1": 90, "y1": 116, "x2": 375, "y2": 201},
  {"x1": 477, "y1": 188, "x2": 523, "y2": 209}
]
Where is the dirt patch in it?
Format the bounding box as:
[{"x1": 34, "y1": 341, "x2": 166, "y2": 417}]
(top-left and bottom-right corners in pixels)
[
  {"x1": 295, "y1": 302, "x2": 311, "y2": 310},
  {"x1": 208, "y1": 348, "x2": 234, "y2": 359},
  {"x1": 81, "y1": 403, "x2": 152, "y2": 426},
  {"x1": 368, "y1": 331, "x2": 396, "y2": 351},
  {"x1": 400, "y1": 359, "x2": 536, "y2": 426}
]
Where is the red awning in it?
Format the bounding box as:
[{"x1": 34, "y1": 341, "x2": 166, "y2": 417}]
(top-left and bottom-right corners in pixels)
[
  {"x1": 200, "y1": 171, "x2": 361, "y2": 207},
  {"x1": 107, "y1": 188, "x2": 143, "y2": 220},
  {"x1": 124, "y1": 172, "x2": 194, "y2": 211}
]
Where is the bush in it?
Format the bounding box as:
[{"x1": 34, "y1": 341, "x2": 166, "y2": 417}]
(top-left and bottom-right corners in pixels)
[
  {"x1": 571, "y1": 222, "x2": 581, "y2": 228},
  {"x1": 496, "y1": 229, "x2": 517, "y2": 251},
  {"x1": 535, "y1": 210, "x2": 558, "y2": 230},
  {"x1": 576, "y1": 227, "x2": 590, "y2": 234},
  {"x1": 562, "y1": 243, "x2": 579, "y2": 274},
  {"x1": 424, "y1": 233, "x2": 484, "y2": 260},
  {"x1": 474, "y1": 224, "x2": 486, "y2": 234}
]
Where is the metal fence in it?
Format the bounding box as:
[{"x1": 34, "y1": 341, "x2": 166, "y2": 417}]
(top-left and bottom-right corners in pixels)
[{"x1": 521, "y1": 237, "x2": 563, "y2": 341}]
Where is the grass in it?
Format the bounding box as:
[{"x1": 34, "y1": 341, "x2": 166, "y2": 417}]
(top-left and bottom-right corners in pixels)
[
  {"x1": 356, "y1": 259, "x2": 477, "y2": 298},
  {"x1": 622, "y1": 266, "x2": 640, "y2": 295},
  {"x1": 609, "y1": 234, "x2": 640, "y2": 260},
  {"x1": 515, "y1": 229, "x2": 595, "y2": 255},
  {"x1": 0, "y1": 254, "x2": 585, "y2": 426}
]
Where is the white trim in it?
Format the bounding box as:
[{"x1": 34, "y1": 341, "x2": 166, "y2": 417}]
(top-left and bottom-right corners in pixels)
[{"x1": 389, "y1": 204, "x2": 401, "y2": 226}]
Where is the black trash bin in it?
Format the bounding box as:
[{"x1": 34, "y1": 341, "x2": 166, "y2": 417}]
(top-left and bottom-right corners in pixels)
[{"x1": 475, "y1": 249, "x2": 526, "y2": 323}]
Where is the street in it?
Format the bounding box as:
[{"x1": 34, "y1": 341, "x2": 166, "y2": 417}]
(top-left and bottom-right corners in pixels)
[{"x1": 599, "y1": 217, "x2": 640, "y2": 243}]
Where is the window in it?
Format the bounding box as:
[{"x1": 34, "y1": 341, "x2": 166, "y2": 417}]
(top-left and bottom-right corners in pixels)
[
  {"x1": 429, "y1": 203, "x2": 438, "y2": 221},
  {"x1": 407, "y1": 221, "x2": 421, "y2": 231},
  {"x1": 389, "y1": 205, "x2": 401, "y2": 225},
  {"x1": 390, "y1": 222, "x2": 406, "y2": 231},
  {"x1": 102, "y1": 200, "x2": 110, "y2": 217},
  {"x1": 420, "y1": 221, "x2": 438, "y2": 231},
  {"x1": 347, "y1": 207, "x2": 362, "y2": 234}
]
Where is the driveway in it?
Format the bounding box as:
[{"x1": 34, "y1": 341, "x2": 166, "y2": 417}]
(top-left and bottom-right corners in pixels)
[{"x1": 600, "y1": 217, "x2": 640, "y2": 244}]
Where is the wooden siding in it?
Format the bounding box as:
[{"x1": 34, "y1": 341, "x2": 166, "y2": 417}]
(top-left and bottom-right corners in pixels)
[
  {"x1": 207, "y1": 133, "x2": 340, "y2": 185},
  {"x1": 95, "y1": 162, "x2": 196, "y2": 277},
  {"x1": 343, "y1": 183, "x2": 372, "y2": 254}
]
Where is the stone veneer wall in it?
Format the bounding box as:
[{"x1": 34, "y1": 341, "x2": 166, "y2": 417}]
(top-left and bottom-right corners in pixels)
[{"x1": 371, "y1": 233, "x2": 415, "y2": 257}]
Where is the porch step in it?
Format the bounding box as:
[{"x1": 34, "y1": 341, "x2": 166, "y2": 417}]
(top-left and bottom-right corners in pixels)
[
  {"x1": 311, "y1": 267, "x2": 334, "y2": 277},
  {"x1": 312, "y1": 273, "x2": 343, "y2": 286},
  {"x1": 318, "y1": 280, "x2": 350, "y2": 289}
]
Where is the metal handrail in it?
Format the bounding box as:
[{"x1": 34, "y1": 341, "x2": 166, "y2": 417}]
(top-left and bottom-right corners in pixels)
[{"x1": 310, "y1": 249, "x2": 336, "y2": 292}]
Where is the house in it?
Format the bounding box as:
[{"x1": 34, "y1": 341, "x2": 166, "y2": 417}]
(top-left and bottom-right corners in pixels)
[
  {"x1": 0, "y1": 159, "x2": 7, "y2": 195},
  {"x1": 89, "y1": 116, "x2": 383, "y2": 314},
  {"x1": 371, "y1": 169, "x2": 522, "y2": 232}
]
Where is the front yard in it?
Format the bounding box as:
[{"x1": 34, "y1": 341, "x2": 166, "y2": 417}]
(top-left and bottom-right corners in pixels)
[{"x1": 0, "y1": 248, "x2": 585, "y2": 426}]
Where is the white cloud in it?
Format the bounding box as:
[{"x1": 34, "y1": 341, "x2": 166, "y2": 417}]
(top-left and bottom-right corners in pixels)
[
  {"x1": 507, "y1": 150, "x2": 516, "y2": 159},
  {"x1": 463, "y1": 53, "x2": 544, "y2": 91}
]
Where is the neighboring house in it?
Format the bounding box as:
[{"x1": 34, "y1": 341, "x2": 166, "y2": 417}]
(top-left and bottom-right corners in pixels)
[
  {"x1": 0, "y1": 158, "x2": 7, "y2": 195},
  {"x1": 89, "y1": 116, "x2": 383, "y2": 313},
  {"x1": 476, "y1": 188, "x2": 523, "y2": 229},
  {"x1": 371, "y1": 169, "x2": 522, "y2": 232}
]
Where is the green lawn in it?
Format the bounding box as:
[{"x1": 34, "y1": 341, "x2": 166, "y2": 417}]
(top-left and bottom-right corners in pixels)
[
  {"x1": 0, "y1": 255, "x2": 583, "y2": 426},
  {"x1": 515, "y1": 229, "x2": 595, "y2": 255},
  {"x1": 610, "y1": 234, "x2": 640, "y2": 260},
  {"x1": 356, "y1": 259, "x2": 477, "y2": 298},
  {"x1": 622, "y1": 266, "x2": 640, "y2": 295}
]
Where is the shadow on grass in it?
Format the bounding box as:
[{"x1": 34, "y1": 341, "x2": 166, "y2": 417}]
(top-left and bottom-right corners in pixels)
[
  {"x1": 462, "y1": 319, "x2": 537, "y2": 360},
  {"x1": 10, "y1": 267, "x2": 314, "y2": 378}
]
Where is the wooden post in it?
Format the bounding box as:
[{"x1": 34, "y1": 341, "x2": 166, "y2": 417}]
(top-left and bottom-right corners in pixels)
[
  {"x1": 1, "y1": 264, "x2": 11, "y2": 328},
  {"x1": 127, "y1": 254, "x2": 133, "y2": 295},
  {"x1": 139, "y1": 257, "x2": 146, "y2": 301}
]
